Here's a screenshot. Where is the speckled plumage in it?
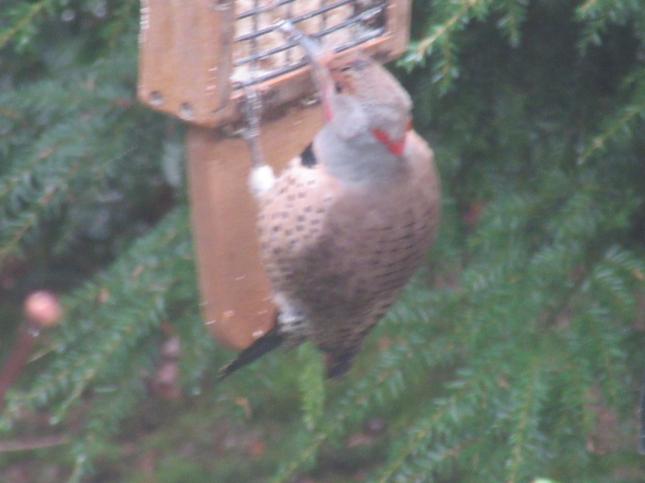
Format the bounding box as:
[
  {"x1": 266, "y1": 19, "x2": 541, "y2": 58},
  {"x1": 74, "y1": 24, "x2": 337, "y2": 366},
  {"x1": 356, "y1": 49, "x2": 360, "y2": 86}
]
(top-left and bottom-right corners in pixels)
[
  {"x1": 218, "y1": 25, "x2": 441, "y2": 380},
  {"x1": 257, "y1": 130, "x2": 440, "y2": 376}
]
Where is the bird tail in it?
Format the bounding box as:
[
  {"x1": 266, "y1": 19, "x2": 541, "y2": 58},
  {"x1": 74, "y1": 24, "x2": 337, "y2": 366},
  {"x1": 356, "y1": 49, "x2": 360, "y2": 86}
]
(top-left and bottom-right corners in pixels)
[
  {"x1": 217, "y1": 324, "x2": 284, "y2": 381},
  {"x1": 324, "y1": 349, "x2": 359, "y2": 379}
]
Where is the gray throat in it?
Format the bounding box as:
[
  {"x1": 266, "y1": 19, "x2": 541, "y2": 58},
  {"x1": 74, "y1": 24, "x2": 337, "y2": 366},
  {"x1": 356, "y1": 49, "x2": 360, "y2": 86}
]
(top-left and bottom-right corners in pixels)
[{"x1": 314, "y1": 126, "x2": 404, "y2": 184}]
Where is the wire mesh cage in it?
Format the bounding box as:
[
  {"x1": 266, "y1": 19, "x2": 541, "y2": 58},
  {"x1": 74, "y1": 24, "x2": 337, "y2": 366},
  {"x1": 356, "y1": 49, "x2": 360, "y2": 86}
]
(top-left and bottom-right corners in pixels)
[
  {"x1": 232, "y1": 0, "x2": 388, "y2": 87},
  {"x1": 138, "y1": 0, "x2": 410, "y2": 127}
]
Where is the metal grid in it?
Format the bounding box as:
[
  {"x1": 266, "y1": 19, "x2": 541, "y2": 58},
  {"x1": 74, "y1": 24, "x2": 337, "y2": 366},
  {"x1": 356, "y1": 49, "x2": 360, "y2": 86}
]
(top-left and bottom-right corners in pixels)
[{"x1": 233, "y1": 0, "x2": 388, "y2": 88}]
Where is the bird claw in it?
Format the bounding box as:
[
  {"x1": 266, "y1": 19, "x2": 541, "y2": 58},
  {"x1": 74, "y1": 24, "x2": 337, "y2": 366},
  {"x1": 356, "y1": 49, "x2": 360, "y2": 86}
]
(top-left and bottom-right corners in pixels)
[
  {"x1": 273, "y1": 19, "x2": 296, "y2": 36},
  {"x1": 274, "y1": 19, "x2": 328, "y2": 64}
]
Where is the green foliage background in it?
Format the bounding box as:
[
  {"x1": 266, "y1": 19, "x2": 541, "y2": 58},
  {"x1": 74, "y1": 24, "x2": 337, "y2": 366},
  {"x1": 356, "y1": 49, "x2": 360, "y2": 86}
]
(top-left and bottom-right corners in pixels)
[{"x1": 0, "y1": 0, "x2": 643, "y2": 481}]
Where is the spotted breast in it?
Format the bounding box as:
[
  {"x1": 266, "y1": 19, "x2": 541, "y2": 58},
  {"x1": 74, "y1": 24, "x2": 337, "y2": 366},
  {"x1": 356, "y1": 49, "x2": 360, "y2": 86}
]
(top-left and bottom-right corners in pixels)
[{"x1": 256, "y1": 131, "x2": 440, "y2": 376}]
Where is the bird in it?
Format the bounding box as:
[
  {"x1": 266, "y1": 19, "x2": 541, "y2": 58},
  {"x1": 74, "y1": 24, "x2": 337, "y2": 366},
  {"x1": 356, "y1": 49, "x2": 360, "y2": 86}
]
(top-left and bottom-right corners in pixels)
[{"x1": 219, "y1": 22, "x2": 441, "y2": 379}]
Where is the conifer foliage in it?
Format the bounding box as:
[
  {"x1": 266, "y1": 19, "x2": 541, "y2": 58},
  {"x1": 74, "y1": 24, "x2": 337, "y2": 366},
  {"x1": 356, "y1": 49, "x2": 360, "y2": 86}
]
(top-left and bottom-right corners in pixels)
[{"x1": 1, "y1": 1, "x2": 643, "y2": 481}]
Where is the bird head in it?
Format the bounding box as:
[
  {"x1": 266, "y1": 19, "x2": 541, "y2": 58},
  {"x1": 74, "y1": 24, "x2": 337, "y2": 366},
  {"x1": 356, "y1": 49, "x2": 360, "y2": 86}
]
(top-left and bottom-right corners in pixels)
[
  {"x1": 324, "y1": 53, "x2": 412, "y2": 155},
  {"x1": 278, "y1": 22, "x2": 413, "y2": 156}
]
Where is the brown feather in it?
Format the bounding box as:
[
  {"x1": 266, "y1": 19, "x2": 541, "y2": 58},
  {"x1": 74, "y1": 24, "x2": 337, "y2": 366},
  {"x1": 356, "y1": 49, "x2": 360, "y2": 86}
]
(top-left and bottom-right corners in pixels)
[{"x1": 256, "y1": 132, "x2": 440, "y2": 365}]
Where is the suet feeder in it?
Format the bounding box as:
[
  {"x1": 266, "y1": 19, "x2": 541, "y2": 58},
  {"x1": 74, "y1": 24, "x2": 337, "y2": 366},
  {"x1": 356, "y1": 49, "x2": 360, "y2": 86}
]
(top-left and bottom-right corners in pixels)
[{"x1": 137, "y1": 0, "x2": 412, "y2": 350}]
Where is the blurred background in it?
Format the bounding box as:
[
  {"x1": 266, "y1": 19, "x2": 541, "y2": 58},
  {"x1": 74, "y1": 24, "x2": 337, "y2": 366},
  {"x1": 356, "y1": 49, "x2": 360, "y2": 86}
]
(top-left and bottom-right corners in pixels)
[{"x1": 0, "y1": 0, "x2": 643, "y2": 481}]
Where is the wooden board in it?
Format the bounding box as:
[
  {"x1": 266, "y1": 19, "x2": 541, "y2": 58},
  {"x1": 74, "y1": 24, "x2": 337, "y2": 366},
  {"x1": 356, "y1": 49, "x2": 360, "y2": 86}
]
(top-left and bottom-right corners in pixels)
[
  {"x1": 186, "y1": 103, "x2": 324, "y2": 349},
  {"x1": 138, "y1": 0, "x2": 235, "y2": 125}
]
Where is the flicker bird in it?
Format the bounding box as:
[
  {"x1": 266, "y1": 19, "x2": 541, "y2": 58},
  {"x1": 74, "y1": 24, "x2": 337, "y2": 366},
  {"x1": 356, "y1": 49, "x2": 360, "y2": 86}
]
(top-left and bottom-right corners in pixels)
[{"x1": 219, "y1": 23, "x2": 441, "y2": 379}]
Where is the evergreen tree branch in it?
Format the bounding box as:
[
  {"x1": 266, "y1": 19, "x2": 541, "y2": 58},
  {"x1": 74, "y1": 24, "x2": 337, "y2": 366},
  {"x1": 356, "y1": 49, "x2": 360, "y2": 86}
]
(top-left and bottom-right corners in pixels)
[
  {"x1": 297, "y1": 344, "x2": 325, "y2": 431},
  {"x1": 375, "y1": 367, "x2": 495, "y2": 482},
  {"x1": 576, "y1": 0, "x2": 645, "y2": 50},
  {"x1": 66, "y1": 344, "x2": 156, "y2": 483},
  {"x1": 0, "y1": 208, "x2": 194, "y2": 430},
  {"x1": 0, "y1": 1, "x2": 49, "y2": 51},
  {"x1": 506, "y1": 357, "x2": 548, "y2": 483},
  {"x1": 272, "y1": 327, "x2": 459, "y2": 482}
]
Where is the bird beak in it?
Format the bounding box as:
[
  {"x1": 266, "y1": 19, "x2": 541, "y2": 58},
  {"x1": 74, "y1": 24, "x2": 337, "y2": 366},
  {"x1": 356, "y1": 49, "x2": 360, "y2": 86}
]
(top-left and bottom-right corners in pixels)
[{"x1": 276, "y1": 20, "x2": 335, "y2": 120}]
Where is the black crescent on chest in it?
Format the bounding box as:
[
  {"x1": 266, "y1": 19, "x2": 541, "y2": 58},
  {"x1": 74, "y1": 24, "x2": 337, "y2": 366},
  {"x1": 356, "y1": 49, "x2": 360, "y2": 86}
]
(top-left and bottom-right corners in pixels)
[{"x1": 300, "y1": 142, "x2": 317, "y2": 168}]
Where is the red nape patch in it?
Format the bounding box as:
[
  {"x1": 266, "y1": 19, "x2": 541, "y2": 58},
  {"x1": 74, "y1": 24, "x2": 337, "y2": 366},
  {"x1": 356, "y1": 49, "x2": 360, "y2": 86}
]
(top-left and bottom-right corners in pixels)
[
  {"x1": 323, "y1": 85, "x2": 334, "y2": 122},
  {"x1": 324, "y1": 103, "x2": 334, "y2": 122},
  {"x1": 372, "y1": 128, "x2": 406, "y2": 156}
]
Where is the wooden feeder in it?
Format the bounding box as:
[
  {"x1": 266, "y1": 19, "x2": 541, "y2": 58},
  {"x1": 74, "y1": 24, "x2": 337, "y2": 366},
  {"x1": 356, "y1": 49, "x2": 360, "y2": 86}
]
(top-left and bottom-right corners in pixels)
[{"x1": 137, "y1": 0, "x2": 412, "y2": 350}]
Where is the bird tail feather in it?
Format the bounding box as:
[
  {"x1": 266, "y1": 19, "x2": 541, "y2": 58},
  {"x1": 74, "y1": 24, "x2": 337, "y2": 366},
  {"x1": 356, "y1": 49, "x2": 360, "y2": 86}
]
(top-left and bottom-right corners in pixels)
[{"x1": 217, "y1": 325, "x2": 284, "y2": 380}]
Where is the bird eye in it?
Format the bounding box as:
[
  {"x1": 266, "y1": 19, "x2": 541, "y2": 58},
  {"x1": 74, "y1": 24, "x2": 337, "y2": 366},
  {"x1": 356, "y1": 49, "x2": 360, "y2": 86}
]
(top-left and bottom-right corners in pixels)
[{"x1": 335, "y1": 82, "x2": 343, "y2": 93}]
